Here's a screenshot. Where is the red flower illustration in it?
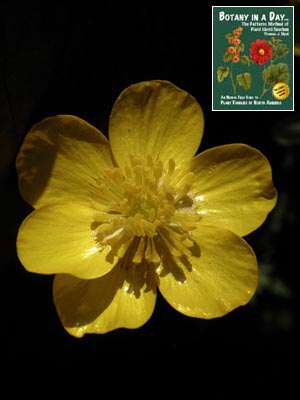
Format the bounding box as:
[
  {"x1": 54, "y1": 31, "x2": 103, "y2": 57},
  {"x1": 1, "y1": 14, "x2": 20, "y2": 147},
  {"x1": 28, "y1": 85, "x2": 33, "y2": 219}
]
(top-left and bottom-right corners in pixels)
[{"x1": 250, "y1": 39, "x2": 273, "y2": 65}]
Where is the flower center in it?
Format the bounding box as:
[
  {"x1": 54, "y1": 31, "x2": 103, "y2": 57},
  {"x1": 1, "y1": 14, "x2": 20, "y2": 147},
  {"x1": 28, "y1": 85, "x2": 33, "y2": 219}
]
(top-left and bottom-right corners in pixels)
[
  {"x1": 258, "y1": 48, "x2": 265, "y2": 56},
  {"x1": 91, "y1": 155, "x2": 201, "y2": 274}
]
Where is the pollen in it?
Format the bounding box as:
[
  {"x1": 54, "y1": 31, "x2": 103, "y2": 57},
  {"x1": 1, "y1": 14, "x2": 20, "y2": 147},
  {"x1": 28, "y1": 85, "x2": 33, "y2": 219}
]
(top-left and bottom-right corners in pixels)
[
  {"x1": 90, "y1": 155, "x2": 201, "y2": 272},
  {"x1": 258, "y1": 48, "x2": 265, "y2": 55}
]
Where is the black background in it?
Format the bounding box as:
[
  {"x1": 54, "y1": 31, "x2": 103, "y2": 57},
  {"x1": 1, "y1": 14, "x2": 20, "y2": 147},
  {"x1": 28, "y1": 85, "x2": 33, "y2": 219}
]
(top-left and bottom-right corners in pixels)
[{"x1": 2, "y1": 0, "x2": 299, "y2": 392}]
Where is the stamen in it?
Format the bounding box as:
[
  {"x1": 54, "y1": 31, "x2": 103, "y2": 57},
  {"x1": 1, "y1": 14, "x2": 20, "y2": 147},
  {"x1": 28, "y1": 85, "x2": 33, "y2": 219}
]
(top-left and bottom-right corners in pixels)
[
  {"x1": 147, "y1": 155, "x2": 154, "y2": 168},
  {"x1": 125, "y1": 165, "x2": 133, "y2": 178},
  {"x1": 158, "y1": 227, "x2": 183, "y2": 257},
  {"x1": 167, "y1": 158, "x2": 176, "y2": 176},
  {"x1": 90, "y1": 155, "x2": 200, "y2": 278},
  {"x1": 132, "y1": 238, "x2": 146, "y2": 264},
  {"x1": 145, "y1": 238, "x2": 161, "y2": 264}
]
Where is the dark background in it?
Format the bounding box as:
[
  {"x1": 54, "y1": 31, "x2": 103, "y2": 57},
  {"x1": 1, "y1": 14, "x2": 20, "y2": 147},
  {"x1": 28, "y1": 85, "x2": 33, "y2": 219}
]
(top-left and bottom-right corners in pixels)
[{"x1": 1, "y1": 0, "x2": 299, "y2": 392}]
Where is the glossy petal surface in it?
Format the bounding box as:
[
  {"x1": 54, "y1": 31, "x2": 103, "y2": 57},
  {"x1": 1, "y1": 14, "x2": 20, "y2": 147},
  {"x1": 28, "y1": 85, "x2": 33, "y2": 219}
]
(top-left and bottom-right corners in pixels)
[
  {"x1": 109, "y1": 80, "x2": 204, "y2": 171},
  {"x1": 159, "y1": 225, "x2": 258, "y2": 318},
  {"x1": 190, "y1": 144, "x2": 277, "y2": 236},
  {"x1": 17, "y1": 204, "x2": 115, "y2": 279},
  {"x1": 53, "y1": 263, "x2": 156, "y2": 336},
  {"x1": 15, "y1": 81, "x2": 278, "y2": 336},
  {"x1": 16, "y1": 115, "x2": 114, "y2": 208}
]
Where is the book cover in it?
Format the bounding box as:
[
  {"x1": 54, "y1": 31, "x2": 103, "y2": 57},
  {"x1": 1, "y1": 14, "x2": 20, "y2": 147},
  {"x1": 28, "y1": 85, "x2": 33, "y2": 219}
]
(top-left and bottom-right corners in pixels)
[{"x1": 212, "y1": 6, "x2": 294, "y2": 111}]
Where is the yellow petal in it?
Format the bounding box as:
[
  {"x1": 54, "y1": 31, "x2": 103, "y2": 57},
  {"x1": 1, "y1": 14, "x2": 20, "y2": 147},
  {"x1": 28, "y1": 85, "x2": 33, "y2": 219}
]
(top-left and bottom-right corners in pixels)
[
  {"x1": 53, "y1": 263, "x2": 157, "y2": 336},
  {"x1": 17, "y1": 204, "x2": 115, "y2": 279},
  {"x1": 190, "y1": 144, "x2": 277, "y2": 236},
  {"x1": 158, "y1": 225, "x2": 258, "y2": 319},
  {"x1": 109, "y1": 80, "x2": 203, "y2": 171},
  {"x1": 16, "y1": 115, "x2": 114, "y2": 208}
]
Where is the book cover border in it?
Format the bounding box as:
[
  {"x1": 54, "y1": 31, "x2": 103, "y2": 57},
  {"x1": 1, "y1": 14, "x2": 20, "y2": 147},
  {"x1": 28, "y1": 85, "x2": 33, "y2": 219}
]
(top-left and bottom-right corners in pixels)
[{"x1": 212, "y1": 5, "x2": 294, "y2": 112}]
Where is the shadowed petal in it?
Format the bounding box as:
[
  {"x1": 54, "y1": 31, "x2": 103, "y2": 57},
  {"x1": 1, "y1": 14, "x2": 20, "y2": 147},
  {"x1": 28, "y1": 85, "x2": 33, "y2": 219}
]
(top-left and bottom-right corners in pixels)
[
  {"x1": 159, "y1": 225, "x2": 258, "y2": 319},
  {"x1": 53, "y1": 263, "x2": 157, "y2": 336},
  {"x1": 16, "y1": 115, "x2": 114, "y2": 208}
]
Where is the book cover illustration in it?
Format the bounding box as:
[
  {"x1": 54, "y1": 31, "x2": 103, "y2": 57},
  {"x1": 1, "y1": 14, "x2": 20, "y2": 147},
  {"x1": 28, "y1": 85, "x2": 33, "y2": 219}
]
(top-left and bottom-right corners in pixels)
[{"x1": 212, "y1": 6, "x2": 294, "y2": 111}]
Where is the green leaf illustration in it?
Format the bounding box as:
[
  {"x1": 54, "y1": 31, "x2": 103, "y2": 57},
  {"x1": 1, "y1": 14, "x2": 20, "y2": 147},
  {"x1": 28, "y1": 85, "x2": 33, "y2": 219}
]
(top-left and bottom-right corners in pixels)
[
  {"x1": 223, "y1": 52, "x2": 232, "y2": 63},
  {"x1": 272, "y1": 43, "x2": 289, "y2": 59},
  {"x1": 269, "y1": 37, "x2": 282, "y2": 46},
  {"x1": 236, "y1": 72, "x2": 252, "y2": 90},
  {"x1": 225, "y1": 33, "x2": 233, "y2": 39},
  {"x1": 262, "y1": 63, "x2": 290, "y2": 84},
  {"x1": 240, "y1": 55, "x2": 250, "y2": 66},
  {"x1": 217, "y1": 66, "x2": 230, "y2": 83},
  {"x1": 238, "y1": 43, "x2": 245, "y2": 52}
]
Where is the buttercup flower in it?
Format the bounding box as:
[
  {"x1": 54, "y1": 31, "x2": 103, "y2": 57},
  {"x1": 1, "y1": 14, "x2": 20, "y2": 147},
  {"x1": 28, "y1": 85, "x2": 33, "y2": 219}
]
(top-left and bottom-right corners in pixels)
[
  {"x1": 16, "y1": 80, "x2": 277, "y2": 337},
  {"x1": 250, "y1": 39, "x2": 273, "y2": 65}
]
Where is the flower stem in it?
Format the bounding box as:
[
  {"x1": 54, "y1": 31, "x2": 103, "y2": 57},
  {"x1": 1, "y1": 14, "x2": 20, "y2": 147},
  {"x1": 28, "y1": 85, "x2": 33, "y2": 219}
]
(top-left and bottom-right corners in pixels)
[
  {"x1": 260, "y1": 78, "x2": 267, "y2": 98},
  {"x1": 260, "y1": 65, "x2": 268, "y2": 99},
  {"x1": 230, "y1": 65, "x2": 237, "y2": 95}
]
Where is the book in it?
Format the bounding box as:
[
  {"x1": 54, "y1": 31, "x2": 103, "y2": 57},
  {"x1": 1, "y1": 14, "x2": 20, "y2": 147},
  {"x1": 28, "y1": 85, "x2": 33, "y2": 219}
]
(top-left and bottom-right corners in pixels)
[{"x1": 212, "y1": 6, "x2": 294, "y2": 111}]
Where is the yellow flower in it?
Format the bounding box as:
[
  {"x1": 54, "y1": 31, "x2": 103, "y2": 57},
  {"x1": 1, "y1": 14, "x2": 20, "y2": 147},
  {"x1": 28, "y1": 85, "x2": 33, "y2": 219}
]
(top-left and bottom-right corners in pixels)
[{"x1": 16, "y1": 80, "x2": 277, "y2": 337}]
